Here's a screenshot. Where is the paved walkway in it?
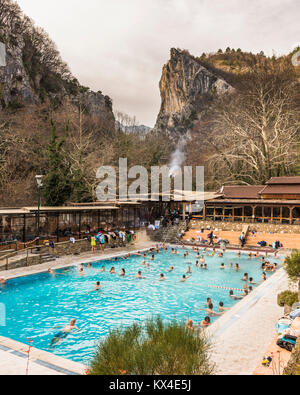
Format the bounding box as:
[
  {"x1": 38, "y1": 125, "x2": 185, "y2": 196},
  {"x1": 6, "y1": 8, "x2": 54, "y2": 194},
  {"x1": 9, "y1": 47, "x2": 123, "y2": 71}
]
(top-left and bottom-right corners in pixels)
[
  {"x1": 184, "y1": 229, "x2": 300, "y2": 249},
  {"x1": 208, "y1": 268, "x2": 290, "y2": 375}
]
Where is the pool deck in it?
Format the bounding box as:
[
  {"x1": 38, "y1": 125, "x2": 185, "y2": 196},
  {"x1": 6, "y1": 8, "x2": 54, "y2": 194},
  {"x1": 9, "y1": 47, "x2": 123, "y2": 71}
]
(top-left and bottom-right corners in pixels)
[
  {"x1": 0, "y1": 240, "x2": 154, "y2": 375},
  {"x1": 207, "y1": 266, "x2": 289, "y2": 375},
  {"x1": 0, "y1": 242, "x2": 293, "y2": 375}
]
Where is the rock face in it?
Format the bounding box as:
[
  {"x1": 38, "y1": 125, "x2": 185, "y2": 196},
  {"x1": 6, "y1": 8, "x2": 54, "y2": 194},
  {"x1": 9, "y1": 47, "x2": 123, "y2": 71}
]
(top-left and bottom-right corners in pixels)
[
  {"x1": 0, "y1": 27, "x2": 115, "y2": 130},
  {"x1": 0, "y1": 39, "x2": 39, "y2": 106},
  {"x1": 155, "y1": 48, "x2": 233, "y2": 137}
]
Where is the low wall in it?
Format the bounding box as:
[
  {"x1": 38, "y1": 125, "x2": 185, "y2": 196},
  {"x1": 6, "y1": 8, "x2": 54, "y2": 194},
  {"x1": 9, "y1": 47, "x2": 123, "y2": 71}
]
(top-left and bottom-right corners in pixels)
[
  {"x1": 42, "y1": 239, "x2": 91, "y2": 256},
  {"x1": 0, "y1": 230, "x2": 150, "y2": 273},
  {"x1": 0, "y1": 254, "x2": 41, "y2": 272},
  {"x1": 190, "y1": 220, "x2": 300, "y2": 234}
]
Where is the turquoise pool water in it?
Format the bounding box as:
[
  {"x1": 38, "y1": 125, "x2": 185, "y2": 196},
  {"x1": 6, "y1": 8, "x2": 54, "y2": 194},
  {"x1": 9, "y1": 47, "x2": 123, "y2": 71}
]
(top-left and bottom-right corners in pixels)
[{"x1": 0, "y1": 248, "x2": 282, "y2": 364}]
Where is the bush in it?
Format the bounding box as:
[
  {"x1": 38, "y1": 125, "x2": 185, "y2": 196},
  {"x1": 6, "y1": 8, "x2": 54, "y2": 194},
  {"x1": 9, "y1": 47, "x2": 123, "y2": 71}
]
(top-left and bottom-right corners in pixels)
[
  {"x1": 88, "y1": 317, "x2": 214, "y2": 375},
  {"x1": 277, "y1": 290, "x2": 299, "y2": 307},
  {"x1": 284, "y1": 251, "x2": 300, "y2": 301}
]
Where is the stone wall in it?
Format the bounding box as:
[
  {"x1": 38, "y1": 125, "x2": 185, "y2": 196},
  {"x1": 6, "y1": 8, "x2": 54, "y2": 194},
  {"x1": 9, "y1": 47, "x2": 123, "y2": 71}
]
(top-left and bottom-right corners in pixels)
[
  {"x1": 42, "y1": 239, "x2": 91, "y2": 257},
  {"x1": 190, "y1": 220, "x2": 300, "y2": 234},
  {"x1": 0, "y1": 254, "x2": 40, "y2": 271}
]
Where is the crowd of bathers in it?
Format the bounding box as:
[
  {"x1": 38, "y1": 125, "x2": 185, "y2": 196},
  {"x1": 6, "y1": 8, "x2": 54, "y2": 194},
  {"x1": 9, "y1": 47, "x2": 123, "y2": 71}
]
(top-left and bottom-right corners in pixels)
[{"x1": 39, "y1": 244, "x2": 281, "y2": 347}]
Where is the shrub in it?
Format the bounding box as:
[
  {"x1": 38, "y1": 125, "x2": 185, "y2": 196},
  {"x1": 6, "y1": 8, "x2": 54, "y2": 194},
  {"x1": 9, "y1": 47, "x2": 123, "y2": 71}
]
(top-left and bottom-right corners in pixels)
[
  {"x1": 88, "y1": 317, "x2": 214, "y2": 375},
  {"x1": 277, "y1": 290, "x2": 299, "y2": 307},
  {"x1": 284, "y1": 251, "x2": 300, "y2": 301}
]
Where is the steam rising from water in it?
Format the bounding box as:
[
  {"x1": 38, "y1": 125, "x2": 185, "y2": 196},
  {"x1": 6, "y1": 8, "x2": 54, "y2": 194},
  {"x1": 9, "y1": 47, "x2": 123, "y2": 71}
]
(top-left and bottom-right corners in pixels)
[{"x1": 169, "y1": 138, "x2": 186, "y2": 177}]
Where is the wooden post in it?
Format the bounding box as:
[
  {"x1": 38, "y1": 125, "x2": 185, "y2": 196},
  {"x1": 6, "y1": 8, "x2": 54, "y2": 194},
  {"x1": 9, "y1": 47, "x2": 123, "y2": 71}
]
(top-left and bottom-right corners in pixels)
[
  {"x1": 79, "y1": 212, "x2": 82, "y2": 240},
  {"x1": 203, "y1": 204, "x2": 206, "y2": 220},
  {"x1": 271, "y1": 207, "x2": 274, "y2": 223},
  {"x1": 56, "y1": 213, "x2": 59, "y2": 243},
  {"x1": 23, "y1": 214, "x2": 26, "y2": 243},
  {"x1": 252, "y1": 206, "x2": 256, "y2": 223},
  {"x1": 222, "y1": 207, "x2": 225, "y2": 221},
  {"x1": 26, "y1": 249, "x2": 29, "y2": 266},
  {"x1": 242, "y1": 207, "x2": 245, "y2": 222},
  {"x1": 280, "y1": 206, "x2": 283, "y2": 224},
  {"x1": 262, "y1": 206, "x2": 265, "y2": 223},
  {"x1": 232, "y1": 207, "x2": 235, "y2": 222},
  {"x1": 289, "y1": 206, "x2": 294, "y2": 225}
]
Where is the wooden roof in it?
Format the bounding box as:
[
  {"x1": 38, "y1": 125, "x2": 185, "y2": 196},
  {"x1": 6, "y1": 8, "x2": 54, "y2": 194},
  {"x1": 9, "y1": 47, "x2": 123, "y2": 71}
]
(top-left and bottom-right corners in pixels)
[
  {"x1": 220, "y1": 185, "x2": 264, "y2": 199},
  {"x1": 266, "y1": 177, "x2": 300, "y2": 185}
]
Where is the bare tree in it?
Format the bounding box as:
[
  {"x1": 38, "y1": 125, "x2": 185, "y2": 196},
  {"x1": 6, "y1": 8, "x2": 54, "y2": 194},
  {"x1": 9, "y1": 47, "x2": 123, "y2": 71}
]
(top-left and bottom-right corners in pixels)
[{"x1": 206, "y1": 66, "x2": 300, "y2": 187}]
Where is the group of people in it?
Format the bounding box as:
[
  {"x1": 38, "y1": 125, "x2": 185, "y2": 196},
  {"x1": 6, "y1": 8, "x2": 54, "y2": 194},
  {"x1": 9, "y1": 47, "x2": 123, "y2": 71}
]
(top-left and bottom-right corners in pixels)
[{"x1": 42, "y1": 243, "x2": 281, "y2": 348}]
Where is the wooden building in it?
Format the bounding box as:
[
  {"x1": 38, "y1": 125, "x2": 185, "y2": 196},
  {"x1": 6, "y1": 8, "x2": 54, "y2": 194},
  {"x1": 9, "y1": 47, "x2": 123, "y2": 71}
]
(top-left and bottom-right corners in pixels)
[{"x1": 202, "y1": 177, "x2": 300, "y2": 224}]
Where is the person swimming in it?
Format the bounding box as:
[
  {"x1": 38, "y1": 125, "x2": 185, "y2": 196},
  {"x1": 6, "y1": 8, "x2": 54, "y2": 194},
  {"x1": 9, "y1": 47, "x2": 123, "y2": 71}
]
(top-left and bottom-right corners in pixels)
[
  {"x1": 135, "y1": 271, "x2": 144, "y2": 279},
  {"x1": 94, "y1": 281, "x2": 103, "y2": 291},
  {"x1": 206, "y1": 303, "x2": 221, "y2": 316},
  {"x1": 110, "y1": 267, "x2": 116, "y2": 274},
  {"x1": 206, "y1": 298, "x2": 212, "y2": 307},
  {"x1": 220, "y1": 263, "x2": 225, "y2": 269},
  {"x1": 229, "y1": 290, "x2": 243, "y2": 300},
  {"x1": 168, "y1": 266, "x2": 174, "y2": 272},
  {"x1": 219, "y1": 302, "x2": 230, "y2": 313},
  {"x1": 200, "y1": 316, "x2": 211, "y2": 328},
  {"x1": 187, "y1": 266, "x2": 192, "y2": 274},
  {"x1": 242, "y1": 273, "x2": 248, "y2": 281},
  {"x1": 235, "y1": 264, "x2": 240, "y2": 271},
  {"x1": 180, "y1": 275, "x2": 191, "y2": 283},
  {"x1": 120, "y1": 268, "x2": 126, "y2": 277},
  {"x1": 262, "y1": 272, "x2": 267, "y2": 281},
  {"x1": 249, "y1": 277, "x2": 257, "y2": 285},
  {"x1": 159, "y1": 273, "x2": 166, "y2": 281},
  {"x1": 50, "y1": 319, "x2": 80, "y2": 348},
  {"x1": 79, "y1": 268, "x2": 85, "y2": 276}
]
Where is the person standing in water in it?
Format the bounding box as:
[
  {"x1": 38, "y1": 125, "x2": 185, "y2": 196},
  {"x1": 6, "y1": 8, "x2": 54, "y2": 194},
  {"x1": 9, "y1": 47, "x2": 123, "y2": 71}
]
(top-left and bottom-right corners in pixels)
[{"x1": 50, "y1": 319, "x2": 80, "y2": 348}]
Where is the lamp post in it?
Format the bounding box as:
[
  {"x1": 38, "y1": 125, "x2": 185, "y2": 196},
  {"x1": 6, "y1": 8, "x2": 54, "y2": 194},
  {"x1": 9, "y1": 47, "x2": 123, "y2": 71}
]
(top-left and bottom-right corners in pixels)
[{"x1": 35, "y1": 175, "x2": 44, "y2": 248}]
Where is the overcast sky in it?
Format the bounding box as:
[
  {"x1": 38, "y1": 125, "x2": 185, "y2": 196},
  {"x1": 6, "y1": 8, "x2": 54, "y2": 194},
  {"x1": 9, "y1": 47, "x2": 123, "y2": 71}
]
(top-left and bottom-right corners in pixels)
[{"x1": 17, "y1": 0, "x2": 299, "y2": 127}]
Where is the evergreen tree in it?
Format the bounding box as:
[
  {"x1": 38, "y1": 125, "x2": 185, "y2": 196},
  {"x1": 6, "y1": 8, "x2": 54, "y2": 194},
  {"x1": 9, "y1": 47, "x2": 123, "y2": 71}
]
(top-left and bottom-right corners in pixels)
[{"x1": 43, "y1": 120, "x2": 72, "y2": 206}]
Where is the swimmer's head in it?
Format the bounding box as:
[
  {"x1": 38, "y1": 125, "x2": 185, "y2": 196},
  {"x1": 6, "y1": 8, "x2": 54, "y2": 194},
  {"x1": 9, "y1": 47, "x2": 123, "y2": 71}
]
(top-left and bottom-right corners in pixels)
[
  {"x1": 219, "y1": 302, "x2": 224, "y2": 307},
  {"x1": 70, "y1": 319, "x2": 76, "y2": 325},
  {"x1": 205, "y1": 316, "x2": 211, "y2": 323},
  {"x1": 208, "y1": 303, "x2": 213, "y2": 309}
]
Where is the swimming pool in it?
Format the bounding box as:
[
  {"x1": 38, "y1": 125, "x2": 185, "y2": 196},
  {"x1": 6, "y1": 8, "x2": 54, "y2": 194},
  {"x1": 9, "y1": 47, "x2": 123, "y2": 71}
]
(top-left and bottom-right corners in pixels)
[{"x1": 0, "y1": 247, "x2": 281, "y2": 364}]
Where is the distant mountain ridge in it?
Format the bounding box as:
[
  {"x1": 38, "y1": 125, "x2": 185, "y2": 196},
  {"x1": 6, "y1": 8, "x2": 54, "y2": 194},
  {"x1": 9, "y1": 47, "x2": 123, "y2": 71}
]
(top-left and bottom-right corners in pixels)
[{"x1": 154, "y1": 47, "x2": 300, "y2": 139}]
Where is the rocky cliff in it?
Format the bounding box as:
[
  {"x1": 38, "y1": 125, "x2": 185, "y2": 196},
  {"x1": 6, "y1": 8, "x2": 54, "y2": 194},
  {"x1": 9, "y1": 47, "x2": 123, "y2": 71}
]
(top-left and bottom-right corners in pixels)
[
  {"x1": 155, "y1": 48, "x2": 233, "y2": 137},
  {"x1": 0, "y1": 0, "x2": 115, "y2": 130}
]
